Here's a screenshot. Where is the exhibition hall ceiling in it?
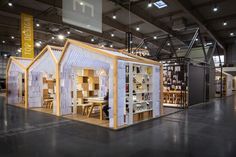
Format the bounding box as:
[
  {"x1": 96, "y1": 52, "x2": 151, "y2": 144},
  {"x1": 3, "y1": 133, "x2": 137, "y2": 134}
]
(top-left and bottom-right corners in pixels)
[{"x1": 0, "y1": 0, "x2": 235, "y2": 58}]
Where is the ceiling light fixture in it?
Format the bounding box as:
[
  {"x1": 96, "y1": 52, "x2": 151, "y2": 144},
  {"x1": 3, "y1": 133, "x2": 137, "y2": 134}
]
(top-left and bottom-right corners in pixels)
[
  {"x1": 153, "y1": 36, "x2": 157, "y2": 39},
  {"x1": 154, "y1": 0, "x2": 168, "y2": 9},
  {"x1": 17, "y1": 48, "x2": 21, "y2": 53},
  {"x1": 136, "y1": 26, "x2": 140, "y2": 31},
  {"x1": 4, "y1": 54, "x2": 7, "y2": 57},
  {"x1": 167, "y1": 42, "x2": 170, "y2": 46},
  {"x1": 230, "y1": 32, "x2": 234, "y2": 36},
  {"x1": 112, "y1": 14, "x2": 117, "y2": 19},
  {"x1": 144, "y1": 46, "x2": 147, "y2": 49},
  {"x1": 110, "y1": 44, "x2": 113, "y2": 48},
  {"x1": 67, "y1": 31, "x2": 71, "y2": 35},
  {"x1": 51, "y1": 36, "x2": 55, "y2": 40},
  {"x1": 35, "y1": 42, "x2": 41, "y2": 47},
  {"x1": 148, "y1": 2, "x2": 153, "y2": 8},
  {"x1": 111, "y1": 33, "x2": 114, "y2": 37},
  {"x1": 36, "y1": 23, "x2": 40, "y2": 27},
  {"x1": 213, "y1": 4, "x2": 218, "y2": 12},
  {"x1": 91, "y1": 38, "x2": 95, "y2": 42},
  {"x1": 223, "y1": 22, "x2": 227, "y2": 26},
  {"x1": 195, "y1": 38, "x2": 199, "y2": 41},
  {"x1": 8, "y1": 2, "x2": 12, "y2": 7},
  {"x1": 80, "y1": 2, "x2": 84, "y2": 5},
  {"x1": 2, "y1": 40, "x2": 5, "y2": 44},
  {"x1": 11, "y1": 36, "x2": 14, "y2": 39},
  {"x1": 58, "y1": 34, "x2": 65, "y2": 40}
]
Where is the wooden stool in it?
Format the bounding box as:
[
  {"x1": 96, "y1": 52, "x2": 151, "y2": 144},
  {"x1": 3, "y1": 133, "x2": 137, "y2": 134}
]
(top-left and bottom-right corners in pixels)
[{"x1": 78, "y1": 103, "x2": 93, "y2": 116}]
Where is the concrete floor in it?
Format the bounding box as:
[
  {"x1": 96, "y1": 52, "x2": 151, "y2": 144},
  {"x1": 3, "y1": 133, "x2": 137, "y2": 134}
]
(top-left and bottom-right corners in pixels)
[{"x1": 0, "y1": 95, "x2": 236, "y2": 157}]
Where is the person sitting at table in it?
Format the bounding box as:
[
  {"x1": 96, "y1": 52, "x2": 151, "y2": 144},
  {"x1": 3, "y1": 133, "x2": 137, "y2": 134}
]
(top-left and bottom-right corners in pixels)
[{"x1": 102, "y1": 92, "x2": 109, "y2": 120}]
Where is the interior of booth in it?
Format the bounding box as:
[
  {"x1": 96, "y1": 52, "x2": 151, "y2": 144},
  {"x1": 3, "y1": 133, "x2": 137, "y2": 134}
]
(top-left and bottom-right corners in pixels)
[
  {"x1": 29, "y1": 71, "x2": 56, "y2": 114},
  {"x1": 215, "y1": 70, "x2": 233, "y2": 97},
  {"x1": 64, "y1": 67, "x2": 110, "y2": 128},
  {"x1": 161, "y1": 59, "x2": 188, "y2": 109}
]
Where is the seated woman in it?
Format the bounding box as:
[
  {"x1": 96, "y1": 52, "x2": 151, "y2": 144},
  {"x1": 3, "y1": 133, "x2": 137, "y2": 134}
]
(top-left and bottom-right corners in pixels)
[{"x1": 102, "y1": 92, "x2": 109, "y2": 120}]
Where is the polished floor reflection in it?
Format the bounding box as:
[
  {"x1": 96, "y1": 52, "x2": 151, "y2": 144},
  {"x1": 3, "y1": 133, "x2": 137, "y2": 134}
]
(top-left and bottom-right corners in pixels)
[{"x1": 1, "y1": 95, "x2": 236, "y2": 157}]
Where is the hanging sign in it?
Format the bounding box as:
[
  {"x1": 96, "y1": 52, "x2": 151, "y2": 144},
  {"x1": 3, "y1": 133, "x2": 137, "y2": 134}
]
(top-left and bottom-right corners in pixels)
[
  {"x1": 21, "y1": 13, "x2": 34, "y2": 58},
  {"x1": 62, "y1": 0, "x2": 102, "y2": 33}
]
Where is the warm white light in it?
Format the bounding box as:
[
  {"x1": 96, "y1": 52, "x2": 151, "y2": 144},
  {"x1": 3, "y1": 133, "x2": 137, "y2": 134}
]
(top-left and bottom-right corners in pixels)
[
  {"x1": 91, "y1": 38, "x2": 95, "y2": 42},
  {"x1": 11, "y1": 36, "x2": 14, "y2": 39},
  {"x1": 17, "y1": 48, "x2": 21, "y2": 53},
  {"x1": 111, "y1": 33, "x2": 114, "y2": 37},
  {"x1": 39, "y1": 41, "x2": 42, "y2": 44},
  {"x1": 154, "y1": 0, "x2": 168, "y2": 9},
  {"x1": 67, "y1": 31, "x2": 71, "y2": 34},
  {"x1": 136, "y1": 26, "x2": 140, "y2": 31},
  {"x1": 167, "y1": 42, "x2": 170, "y2": 46},
  {"x1": 178, "y1": 47, "x2": 181, "y2": 50},
  {"x1": 4, "y1": 54, "x2": 7, "y2": 57},
  {"x1": 195, "y1": 38, "x2": 199, "y2": 41},
  {"x1": 2, "y1": 40, "x2": 5, "y2": 44},
  {"x1": 35, "y1": 42, "x2": 41, "y2": 47},
  {"x1": 51, "y1": 36, "x2": 55, "y2": 40},
  {"x1": 144, "y1": 46, "x2": 147, "y2": 49},
  {"x1": 130, "y1": 40, "x2": 133, "y2": 44},
  {"x1": 58, "y1": 34, "x2": 65, "y2": 40},
  {"x1": 153, "y1": 36, "x2": 157, "y2": 39},
  {"x1": 110, "y1": 44, "x2": 113, "y2": 48},
  {"x1": 230, "y1": 32, "x2": 234, "y2": 36},
  {"x1": 112, "y1": 14, "x2": 117, "y2": 19},
  {"x1": 223, "y1": 22, "x2": 227, "y2": 26},
  {"x1": 36, "y1": 23, "x2": 40, "y2": 27},
  {"x1": 8, "y1": 2, "x2": 12, "y2": 6},
  {"x1": 148, "y1": 2, "x2": 152, "y2": 8},
  {"x1": 80, "y1": 2, "x2": 83, "y2": 5}
]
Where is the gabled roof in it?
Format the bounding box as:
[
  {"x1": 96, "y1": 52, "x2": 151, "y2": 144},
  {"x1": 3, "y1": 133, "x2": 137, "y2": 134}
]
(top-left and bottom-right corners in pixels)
[
  {"x1": 7, "y1": 57, "x2": 32, "y2": 73},
  {"x1": 27, "y1": 45, "x2": 63, "y2": 70},
  {"x1": 60, "y1": 39, "x2": 161, "y2": 66}
]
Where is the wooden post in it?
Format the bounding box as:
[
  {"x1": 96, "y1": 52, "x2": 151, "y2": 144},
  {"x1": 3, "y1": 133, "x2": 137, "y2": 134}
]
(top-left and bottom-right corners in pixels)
[
  {"x1": 113, "y1": 59, "x2": 118, "y2": 129},
  {"x1": 56, "y1": 64, "x2": 61, "y2": 116}
]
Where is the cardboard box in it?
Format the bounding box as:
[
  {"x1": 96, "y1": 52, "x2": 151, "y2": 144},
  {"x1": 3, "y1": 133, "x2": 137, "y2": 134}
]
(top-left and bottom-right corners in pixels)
[
  {"x1": 77, "y1": 91, "x2": 83, "y2": 98},
  {"x1": 83, "y1": 69, "x2": 94, "y2": 77}
]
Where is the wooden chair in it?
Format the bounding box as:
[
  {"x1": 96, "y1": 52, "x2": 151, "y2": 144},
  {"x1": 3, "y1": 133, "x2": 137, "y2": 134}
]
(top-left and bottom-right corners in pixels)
[{"x1": 77, "y1": 103, "x2": 93, "y2": 116}]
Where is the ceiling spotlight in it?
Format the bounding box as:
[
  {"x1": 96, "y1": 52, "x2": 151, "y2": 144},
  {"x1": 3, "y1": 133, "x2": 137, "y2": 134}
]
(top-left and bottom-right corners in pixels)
[
  {"x1": 2, "y1": 40, "x2": 5, "y2": 44},
  {"x1": 153, "y1": 36, "x2": 157, "y2": 39},
  {"x1": 8, "y1": 2, "x2": 12, "y2": 7},
  {"x1": 112, "y1": 14, "x2": 117, "y2": 19},
  {"x1": 91, "y1": 38, "x2": 95, "y2": 42},
  {"x1": 167, "y1": 42, "x2": 170, "y2": 46},
  {"x1": 36, "y1": 23, "x2": 40, "y2": 27},
  {"x1": 154, "y1": 0, "x2": 168, "y2": 9},
  {"x1": 39, "y1": 41, "x2": 42, "y2": 44},
  {"x1": 195, "y1": 38, "x2": 199, "y2": 41},
  {"x1": 130, "y1": 40, "x2": 133, "y2": 44},
  {"x1": 35, "y1": 42, "x2": 41, "y2": 47},
  {"x1": 11, "y1": 36, "x2": 14, "y2": 39},
  {"x1": 101, "y1": 44, "x2": 104, "y2": 48},
  {"x1": 58, "y1": 34, "x2": 65, "y2": 40},
  {"x1": 111, "y1": 33, "x2": 114, "y2": 37},
  {"x1": 110, "y1": 44, "x2": 113, "y2": 48},
  {"x1": 178, "y1": 47, "x2": 181, "y2": 50},
  {"x1": 213, "y1": 5, "x2": 218, "y2": 12},
  {"x1": 230, "y1": 32, "x2": 234, "y2": 36},
  {"x1": 144, "y1": 46, "x2": 147, "y2": 49},
  {"x1": 67, "y1": 31, "x2": 71, "y2": 35},
  {"x1": 4, "y1": 54, "x2": 7, "y2": 57},
  {"x1": 223, "y1": 22, "x2": 227, "y2": 26},
  {"x1": 136, "y1": 26, "x2": 140, "y2": 31},
  {"x1": 17, "y1": 48, "x2": 21, "y2": 53},
  {"x1": 148, "y1": 2, "x2": 152, "y2": 8},
  {"x1": 80, "y1": 2, "x2": 84, "y2": 5},
  {"x1": 51, "y1": 36, "x2": 55, "y2": 40}
]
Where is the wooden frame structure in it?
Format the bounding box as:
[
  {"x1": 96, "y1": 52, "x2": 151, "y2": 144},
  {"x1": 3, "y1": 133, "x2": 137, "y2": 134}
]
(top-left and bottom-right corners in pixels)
[
  {"x1": 56, "y1": 39, "x2": 163, "y2": 129},
  {"x1": 25, "y1": 45, "x2": 63, "y2": 111},
  {"x1": 6, "y1": 57, "x2": 32, "y2": 107}
]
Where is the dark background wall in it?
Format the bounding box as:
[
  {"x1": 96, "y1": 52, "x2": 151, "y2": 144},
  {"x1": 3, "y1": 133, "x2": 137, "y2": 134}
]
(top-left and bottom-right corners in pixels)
[{"x1": 226, "y1": 42, "x2": 236, "y2": 66}]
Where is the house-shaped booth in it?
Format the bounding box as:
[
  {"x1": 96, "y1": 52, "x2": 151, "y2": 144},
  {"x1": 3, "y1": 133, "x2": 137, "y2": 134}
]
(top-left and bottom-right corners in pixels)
[
  {"x1": 6, "y1": 57, "x2": 32, "y2": 107},
  {"x1": 26, "y1": 45, "x2": 63, "y2": 114},
  {"x1": 57, "y1": 39, "x2": 163, "y2": 129}
]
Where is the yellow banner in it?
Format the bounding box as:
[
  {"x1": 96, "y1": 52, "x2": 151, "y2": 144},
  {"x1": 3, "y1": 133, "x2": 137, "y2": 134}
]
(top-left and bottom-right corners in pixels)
[{"x1": 21, "y1": 13, "x2": 34, "y2": 58}]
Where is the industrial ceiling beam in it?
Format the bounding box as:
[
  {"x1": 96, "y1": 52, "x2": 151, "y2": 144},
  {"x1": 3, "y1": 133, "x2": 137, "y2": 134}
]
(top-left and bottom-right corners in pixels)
[{"x1": 175, "y1": 0, "x2": 225, "y2": 50}]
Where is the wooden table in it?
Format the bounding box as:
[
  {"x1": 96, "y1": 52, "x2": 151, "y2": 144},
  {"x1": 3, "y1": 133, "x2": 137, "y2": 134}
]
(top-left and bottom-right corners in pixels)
[{"x1": 86, "y1": 97, "x2": 108, "y2": 120}]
